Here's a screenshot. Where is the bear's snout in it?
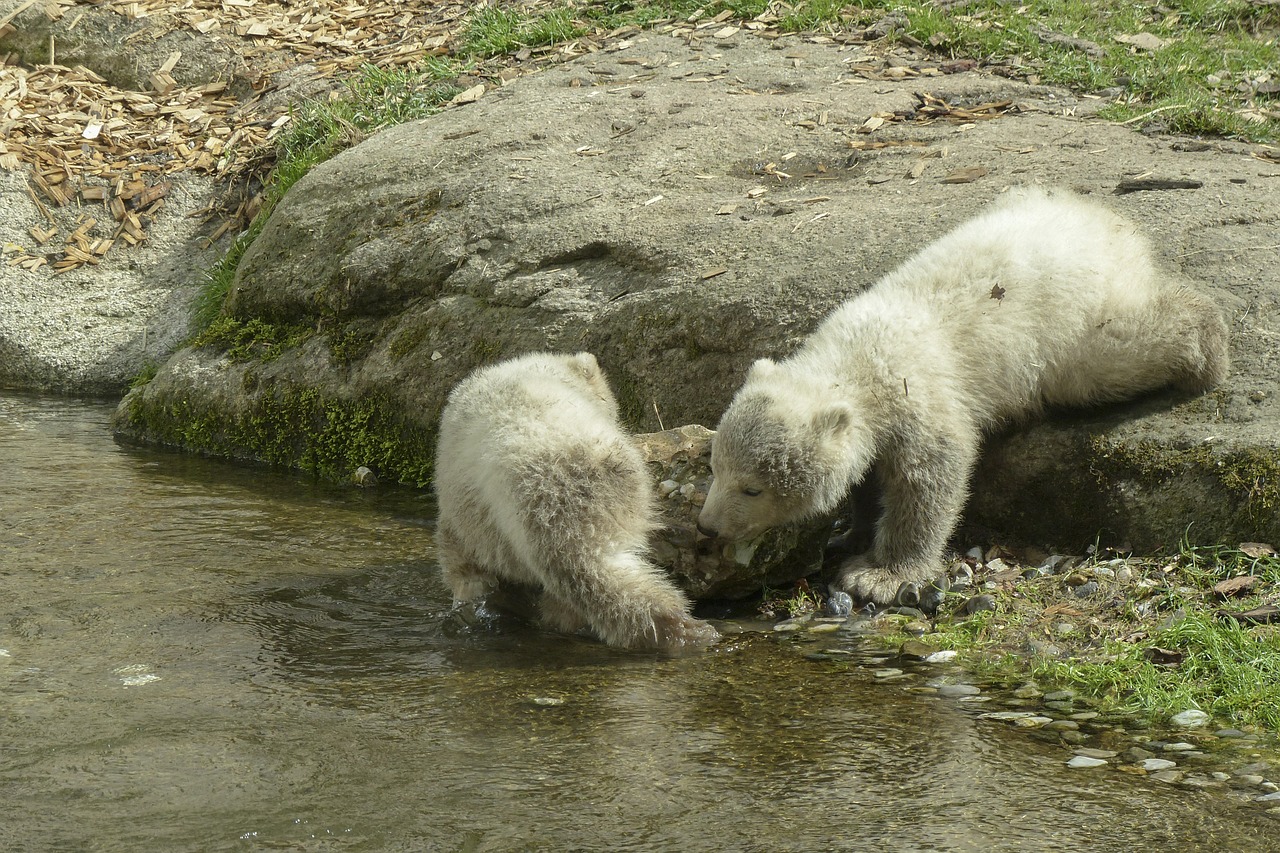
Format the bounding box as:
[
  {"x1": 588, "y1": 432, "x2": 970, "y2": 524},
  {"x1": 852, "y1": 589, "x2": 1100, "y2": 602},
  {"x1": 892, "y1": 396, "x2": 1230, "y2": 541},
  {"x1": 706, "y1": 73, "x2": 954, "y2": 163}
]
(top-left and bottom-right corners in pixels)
[{"x1": 695, "y1": 521, "x2": 719, "y2": 539}]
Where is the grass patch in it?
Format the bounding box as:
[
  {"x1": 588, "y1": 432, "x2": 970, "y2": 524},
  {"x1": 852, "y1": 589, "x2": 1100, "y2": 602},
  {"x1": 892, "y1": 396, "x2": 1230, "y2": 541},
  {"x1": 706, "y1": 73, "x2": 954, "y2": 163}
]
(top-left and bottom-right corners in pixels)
[
  {"x1": 578, "y1": 0, "x2": 1277, "y2": 140},
  {"x1": 917, "y1": 542, "x2": 1280, "y2": 729},
  {"x1": 189, "y1": 62, "x2": 462, "y2": 341},
  {"x1": 460, "y1": 4, "x2": 588, "y2": 55}
]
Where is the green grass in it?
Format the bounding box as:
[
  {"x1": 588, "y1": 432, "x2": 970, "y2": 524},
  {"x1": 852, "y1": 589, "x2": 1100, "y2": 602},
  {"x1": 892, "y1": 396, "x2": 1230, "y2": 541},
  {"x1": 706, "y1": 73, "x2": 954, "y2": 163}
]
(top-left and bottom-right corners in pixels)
[
  {"x1": 919, "y1": 542, "x2": 1280, "y2": 729},
  {"x1": 460, "y1": 4, "x2": 588, "y2": 55},
  {"x1": 573, "y1": 0, "x2": 1278, "y2": 140},
  {"x1": 189, "y1": 63, "x2": 462, "y2": 341}
]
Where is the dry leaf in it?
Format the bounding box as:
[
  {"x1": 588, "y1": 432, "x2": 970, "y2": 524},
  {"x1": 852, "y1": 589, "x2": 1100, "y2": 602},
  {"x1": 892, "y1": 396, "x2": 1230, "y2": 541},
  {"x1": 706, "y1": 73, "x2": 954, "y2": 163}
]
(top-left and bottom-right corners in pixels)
[
  {"x1": 1216, "y1": 605, "x2": 1280, "y2": 624},
  {"x1": 941, "y1": 166, "x2": 989, "y2": 184},
  {"x1": 990, "y1": 283, "x2": 1006, "y2": 301},
  {"x1": 1142, "y1": 647, "x2": 1184, "y2": 666},
  {"x1": 1239, "y1": 542, "x2": 1276, "y2": 558},
  {"x1": 1213, "y1": 575, "x2": 1258, "y2": 598},
  {"x1": 450, "y1": 84, "x2": 485, "y2": 106}
]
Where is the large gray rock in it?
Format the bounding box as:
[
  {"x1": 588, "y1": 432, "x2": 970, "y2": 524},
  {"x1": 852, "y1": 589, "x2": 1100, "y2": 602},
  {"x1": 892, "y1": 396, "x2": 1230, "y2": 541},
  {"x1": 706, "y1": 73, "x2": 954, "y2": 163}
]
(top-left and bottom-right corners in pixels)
[{"x1": 116, "y1": 31, "x2": 1280, "y2": 568}]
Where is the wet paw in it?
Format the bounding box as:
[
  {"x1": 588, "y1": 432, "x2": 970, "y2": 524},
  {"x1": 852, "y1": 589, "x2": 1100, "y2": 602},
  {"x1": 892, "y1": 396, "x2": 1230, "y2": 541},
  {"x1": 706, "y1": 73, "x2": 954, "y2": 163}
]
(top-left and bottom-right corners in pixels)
[
  {"x1": 652, "y1": 610, "x2": 720, "y2": 651},
  {"x1": 835, "y1": 555, "x2": 936, "y2": 607}
]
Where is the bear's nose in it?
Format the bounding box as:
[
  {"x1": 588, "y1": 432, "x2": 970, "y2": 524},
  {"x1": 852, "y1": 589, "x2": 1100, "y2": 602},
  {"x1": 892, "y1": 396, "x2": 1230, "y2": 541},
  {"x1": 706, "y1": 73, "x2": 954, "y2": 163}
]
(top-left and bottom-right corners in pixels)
[{"x1": 696, "y1": 522, "x2": 719, "y2": 539}]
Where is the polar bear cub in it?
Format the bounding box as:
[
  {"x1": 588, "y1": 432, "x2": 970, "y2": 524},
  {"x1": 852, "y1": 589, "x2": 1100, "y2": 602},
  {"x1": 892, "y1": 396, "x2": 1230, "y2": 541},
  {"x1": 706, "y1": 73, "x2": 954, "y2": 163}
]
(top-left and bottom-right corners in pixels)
[
  {"x1": 698, "y1": 187, "x2": 1229, "y2": 606},
  {"x1": 435, "y1": 351, "x2": 718, "y2": 650}
]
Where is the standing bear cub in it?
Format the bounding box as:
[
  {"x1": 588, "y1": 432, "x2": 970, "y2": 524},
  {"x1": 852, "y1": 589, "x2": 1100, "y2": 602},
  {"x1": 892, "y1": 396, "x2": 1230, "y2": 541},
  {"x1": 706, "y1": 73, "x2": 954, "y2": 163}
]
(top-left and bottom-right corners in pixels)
[
  {"x1": 435, "y1": 351, "x2": 719, "y2": 650},
  {"x1": 698, "y1": 187, "x2": 1229, "y2": 606}
]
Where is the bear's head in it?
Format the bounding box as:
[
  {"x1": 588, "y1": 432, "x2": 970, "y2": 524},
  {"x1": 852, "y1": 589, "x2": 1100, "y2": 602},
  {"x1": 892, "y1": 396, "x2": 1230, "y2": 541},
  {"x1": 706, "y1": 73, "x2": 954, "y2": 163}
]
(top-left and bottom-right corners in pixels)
[{"x1": 697, "y1": 359, "x2": 874, "y2": 542}]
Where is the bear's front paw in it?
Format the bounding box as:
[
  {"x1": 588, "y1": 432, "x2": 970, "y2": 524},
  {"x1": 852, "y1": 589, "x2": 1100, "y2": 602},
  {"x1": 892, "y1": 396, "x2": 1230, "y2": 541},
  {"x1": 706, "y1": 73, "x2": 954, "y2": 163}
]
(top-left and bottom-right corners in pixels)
[
  {"x1": 835, "y1": 555, "x2": 935, "y2": 607},
  {"x1": 651, "y1": 610, "x2": 720, "y2": 652}
]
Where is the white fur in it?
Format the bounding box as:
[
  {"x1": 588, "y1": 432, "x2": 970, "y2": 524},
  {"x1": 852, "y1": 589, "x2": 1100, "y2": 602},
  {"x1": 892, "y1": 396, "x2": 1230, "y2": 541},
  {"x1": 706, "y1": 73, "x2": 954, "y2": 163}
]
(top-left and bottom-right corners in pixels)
[
  {"x1": 699, "y1": 187, "x2": 1229, "y2": 605},
  {"x1": 435, "y1": 352, "x2": 718, "y2": 649}
]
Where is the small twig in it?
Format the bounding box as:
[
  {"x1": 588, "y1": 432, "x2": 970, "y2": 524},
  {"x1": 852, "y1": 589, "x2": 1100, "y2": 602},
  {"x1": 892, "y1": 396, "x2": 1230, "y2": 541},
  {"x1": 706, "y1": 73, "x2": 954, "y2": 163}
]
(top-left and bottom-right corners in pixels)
[
  {"x1": 1179, "y1": 244, "x2": 1280, "y2": 259},
  {"x1": 652, "y1": 400, "x2": 666, "y2": 431},
  {"x1": 1120, "y1": 104, "x2": 1189, "y2": 125}
]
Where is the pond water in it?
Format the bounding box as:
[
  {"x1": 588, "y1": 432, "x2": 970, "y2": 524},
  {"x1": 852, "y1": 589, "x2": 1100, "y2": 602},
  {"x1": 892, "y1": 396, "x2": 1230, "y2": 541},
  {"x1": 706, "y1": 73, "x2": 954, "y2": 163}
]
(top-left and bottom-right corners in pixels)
[{"x1": 1, "y1": 393, "x2": 1274, "y2": 852}]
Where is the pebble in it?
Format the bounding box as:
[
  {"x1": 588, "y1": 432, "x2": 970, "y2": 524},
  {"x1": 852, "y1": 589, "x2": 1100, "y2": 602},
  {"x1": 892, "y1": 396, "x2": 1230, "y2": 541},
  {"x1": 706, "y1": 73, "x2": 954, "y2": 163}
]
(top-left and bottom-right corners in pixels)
[
  {"x1": 1122, "y1": 747, "x2": 1156, "y2": 762},
  {"x1": 1059, "y1": 731, "x2": 1089, "y2": 745},
  {"x1": 873, "y1": 668, "x2": 906, "y2": 679},
  {"x1": 1091, "y1": 565, "x2": 1115, "y2": 579},
  {"x1": 658, "y1": 479, "x2": 679, "y2": 496},
  {"x1": 982, "y1": 711, "x2": 1036, "y2": 721},
  {"x1": 1257, "y1": 791, "x2": 1280, "y2": 803},
  {"x1": 1015, "y1": 716, "x2": 1054, "y2": 728},
  {"x1": 1261, "y1": 781, "x2": 1280, "y2": 793},
  {"x1": 937, "y1": 684, "x2": 981, "y2": 698},
  {"x1": 1214, "y1": 728, "x2": 1248, "y2": 738},
  {"x1": 1067, "y1": 756, "x2": 1109, "y2": 769},
  {"x1": 1070, "y1": 711, "x2": 1100, "y2": 721},
  {"x1": 924, "y1": 650, "x2": 958, "y2": 664},
  {"x1": 1072, "y1": 581, "x2": 1099, "y2": 598},
  {"x1": 772, "y1": 617, "x2": 808, "y2": 633},
  {"x1": 1161, "y1": 742, "x2": 1197, "y2": 752},
  {"x1": 1170, "y1": 709, "x2": 1211, "y2": 728},
  {"x1": 1231, "y1": 774, "x2": 1265, "y2": 788},
  {"x1": 1043, "y1": 690, "x2": 1075, "y2": 702},
  {"x1": 1075, "y1": 748, "x2": 1119, "y2": 760},
  {"x1": 824, "y1": 591, "x2": 853, "y2": 617},
  {"x1": 1150, "y1": 770, "x2": 1184, "y2": 784},
  {"x1": 1141, "y1": 758, "x2": 1178, "y2": 772},
  {"x1": 807, "y1": 622, "x2": 842, "y2": 634},
  {"x1": 1043, "y1": 720, "x2": 1080, "y2": 732},
  {"x1": 961, "y1": 594, "x2": 997, "y2": 616},
  {"x1": 1013, "y1": 683, "x2": 1043, "y2": 699}
]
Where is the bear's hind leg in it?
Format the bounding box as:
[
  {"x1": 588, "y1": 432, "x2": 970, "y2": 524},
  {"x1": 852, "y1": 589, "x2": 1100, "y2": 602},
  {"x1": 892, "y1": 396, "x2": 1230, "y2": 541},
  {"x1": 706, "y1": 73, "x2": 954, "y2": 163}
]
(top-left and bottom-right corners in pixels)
[
  {"x1": 1047, "y1": 286, "x2": 1229, "y2": 405},
  {"x1": 436, "y1": 523, "x2": 494, "y2": 605}
]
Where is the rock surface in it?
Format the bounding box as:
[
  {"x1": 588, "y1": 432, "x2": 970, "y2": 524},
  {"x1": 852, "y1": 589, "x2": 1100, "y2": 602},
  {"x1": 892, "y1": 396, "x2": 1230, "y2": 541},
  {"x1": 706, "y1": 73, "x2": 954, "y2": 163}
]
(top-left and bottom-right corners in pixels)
[{"x1": 11, "y1": 27, "x2": 1273, "y2": 558}]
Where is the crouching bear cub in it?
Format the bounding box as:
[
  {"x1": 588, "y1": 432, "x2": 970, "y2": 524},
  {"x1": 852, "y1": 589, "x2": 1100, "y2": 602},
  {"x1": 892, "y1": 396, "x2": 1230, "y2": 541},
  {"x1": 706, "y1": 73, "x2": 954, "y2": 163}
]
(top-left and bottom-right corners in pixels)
[
  {"x1": 698, "y1": 187, "x2": 1230, "y2": 606},
  {"x1": 435, "y1": 351, "x2": 719, "y2": 650}
]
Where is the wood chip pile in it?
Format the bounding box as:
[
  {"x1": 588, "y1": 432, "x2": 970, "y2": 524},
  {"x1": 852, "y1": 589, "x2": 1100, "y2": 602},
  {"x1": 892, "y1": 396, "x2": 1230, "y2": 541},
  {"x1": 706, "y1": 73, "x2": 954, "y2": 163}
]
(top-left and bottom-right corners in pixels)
[{"x1": 1, "y1": 0, "x2": 465, "y2": 273}]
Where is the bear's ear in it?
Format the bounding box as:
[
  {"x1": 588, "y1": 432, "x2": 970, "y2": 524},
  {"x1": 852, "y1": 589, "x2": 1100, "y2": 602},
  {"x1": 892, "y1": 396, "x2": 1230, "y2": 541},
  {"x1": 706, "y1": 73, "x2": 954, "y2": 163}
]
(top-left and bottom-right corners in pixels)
[
  {"x1": 747, "y1": 358, "x2": 777, "y2": 380},
  {"x1": 811, "y1": 402, "x2": 854, "y2": 439},
  {"x1": 568, "y1": 351, "x2": 603, "y2": 381}
]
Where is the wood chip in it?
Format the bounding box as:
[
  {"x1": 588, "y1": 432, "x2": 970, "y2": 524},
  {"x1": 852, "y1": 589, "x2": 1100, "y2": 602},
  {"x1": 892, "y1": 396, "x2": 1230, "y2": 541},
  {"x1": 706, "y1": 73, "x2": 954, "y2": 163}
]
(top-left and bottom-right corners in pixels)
[
  {"x1": 700, "y1": 266, "x2": 728, "y2": 280},
  {"x1": 1113, "y1": 178, "x2": 1203, "y2": 194}
]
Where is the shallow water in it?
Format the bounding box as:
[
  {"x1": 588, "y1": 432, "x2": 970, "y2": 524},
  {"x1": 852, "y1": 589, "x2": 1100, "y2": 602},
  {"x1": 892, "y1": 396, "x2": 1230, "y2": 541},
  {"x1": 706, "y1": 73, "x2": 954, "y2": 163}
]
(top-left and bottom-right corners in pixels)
[{"x1": 1, "y1": 393, "x2": 1274, "y2": 852}]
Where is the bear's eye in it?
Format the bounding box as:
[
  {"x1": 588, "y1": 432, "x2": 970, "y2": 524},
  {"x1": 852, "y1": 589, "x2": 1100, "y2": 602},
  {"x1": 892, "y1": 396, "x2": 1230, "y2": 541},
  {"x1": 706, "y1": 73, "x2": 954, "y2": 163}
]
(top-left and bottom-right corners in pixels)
[{"x1": 741, "y1": 487, "x2": 762, "y2": 497}]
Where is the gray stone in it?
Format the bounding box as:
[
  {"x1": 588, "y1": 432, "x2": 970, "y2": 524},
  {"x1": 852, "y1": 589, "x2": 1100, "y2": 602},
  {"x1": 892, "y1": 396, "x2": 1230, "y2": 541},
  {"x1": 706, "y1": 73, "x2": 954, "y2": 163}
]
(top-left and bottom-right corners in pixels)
[
  {"x1": 1141, "y1": 758, "x2": 1179, "y2": 772},
  {"x1": 76, "y1": 29, "x2": 1279, "y2": 555},
  {"x1": 937, "y1": 684, "x2": 981, "y2": 698},
  {"x1": 1075, "y1": 748, "x2": 1119, "y2": 759},
  {"x1": 1170, "y1": 709, "x2": 1211, "y2": 728},
  {"x1": 1067, "y1": 756, "x2": 1108, "y2": 769}
]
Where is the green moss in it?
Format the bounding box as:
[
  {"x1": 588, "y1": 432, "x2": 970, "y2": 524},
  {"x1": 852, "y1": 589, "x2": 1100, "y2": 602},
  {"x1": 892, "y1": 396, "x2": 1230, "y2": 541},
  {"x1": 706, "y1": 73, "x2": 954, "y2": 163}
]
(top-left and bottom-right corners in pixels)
[
  {"x1": 328, "y1": 327, "x2": 377, "y2": 366},
  {"x1": 125, "y1": 382, "x2": 435, "y2": 487},
  {"x1": 1091, "y1": 435, "x2": 1280, "y2": 522},
  {"x1": 389, "y1": 320, "x2": 432, "y2": 362},
  {"x1": 191, "y1": 317, "x2": 315, "y2": 362}
]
